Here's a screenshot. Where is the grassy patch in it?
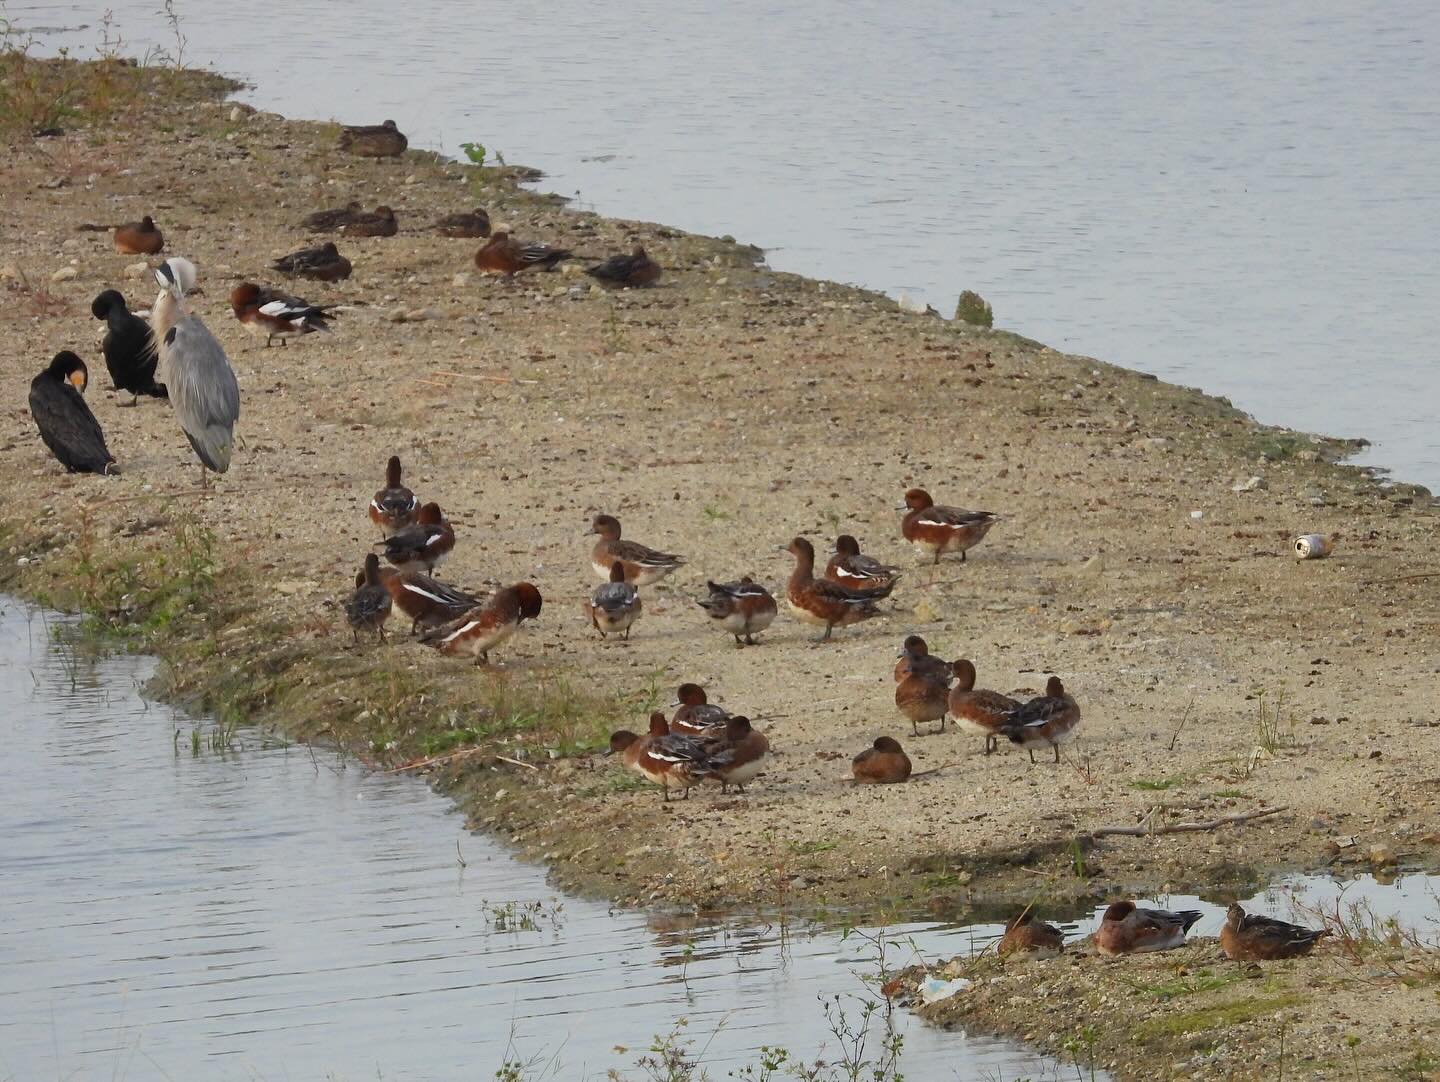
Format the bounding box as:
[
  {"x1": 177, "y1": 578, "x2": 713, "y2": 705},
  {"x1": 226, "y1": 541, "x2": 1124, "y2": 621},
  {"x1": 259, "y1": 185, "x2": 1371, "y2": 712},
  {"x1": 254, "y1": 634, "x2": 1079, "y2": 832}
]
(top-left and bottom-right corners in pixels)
[
  {"x1": 1130, "y1": 777, "x2": 1182, "y2": 791},
  {"x1": 1135, "y1": 993, "x2": 1305, "y2": 1040},
  {"x1": 1120, "y1": 966, "x2": 1244, "y2": 1002}
]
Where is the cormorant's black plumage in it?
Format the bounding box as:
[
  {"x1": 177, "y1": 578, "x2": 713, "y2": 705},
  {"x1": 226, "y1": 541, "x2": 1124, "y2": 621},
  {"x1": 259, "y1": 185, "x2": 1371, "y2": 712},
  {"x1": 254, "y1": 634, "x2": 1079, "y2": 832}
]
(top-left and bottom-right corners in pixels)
[
  {"x1": 29, "y1": 352, "x2": 116, "y2": 475},
  {"x1": 91, "y1": 289, "x2": 166, "y2": 400}
]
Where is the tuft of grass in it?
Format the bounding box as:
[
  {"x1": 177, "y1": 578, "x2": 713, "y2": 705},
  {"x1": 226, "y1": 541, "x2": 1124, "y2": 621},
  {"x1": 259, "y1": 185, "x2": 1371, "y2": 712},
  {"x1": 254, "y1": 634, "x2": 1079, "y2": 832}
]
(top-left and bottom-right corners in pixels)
[
  {"x1": 1119, "y1": 967, "x2": 1244, "y2": 1003},
  {"x1": 1254, "y1": 689, "x2": 1297, "y2": 754},
  {"x1": 955, "y1": 289, "x2": 994, "y2": 328},
  {"x1": 1135, "y1": 993, "x2": 1305, "y2": 1039}
]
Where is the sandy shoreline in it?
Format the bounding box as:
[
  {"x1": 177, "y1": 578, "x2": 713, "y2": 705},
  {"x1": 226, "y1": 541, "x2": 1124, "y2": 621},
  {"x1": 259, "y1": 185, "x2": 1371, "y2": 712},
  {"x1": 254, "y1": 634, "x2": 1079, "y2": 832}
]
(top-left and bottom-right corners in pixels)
[{"x1": 2, "y1": 56, "x2": 1437, "y2": 1079}]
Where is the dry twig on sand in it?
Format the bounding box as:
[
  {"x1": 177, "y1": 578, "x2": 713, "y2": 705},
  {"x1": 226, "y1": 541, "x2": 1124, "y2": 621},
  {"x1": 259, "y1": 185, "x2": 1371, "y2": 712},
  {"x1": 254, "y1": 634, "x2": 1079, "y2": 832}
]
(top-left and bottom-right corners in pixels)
[{"x1": 1090, "y1": 805, "x2": 1286, "y2": 838}]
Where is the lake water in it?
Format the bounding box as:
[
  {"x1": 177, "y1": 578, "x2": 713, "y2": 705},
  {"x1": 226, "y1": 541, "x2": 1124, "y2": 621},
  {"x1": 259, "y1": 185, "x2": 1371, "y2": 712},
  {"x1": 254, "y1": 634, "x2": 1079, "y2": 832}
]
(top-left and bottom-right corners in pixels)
[{"x1": 18, "y1": 1, "x2": 1440, "y2": 489}]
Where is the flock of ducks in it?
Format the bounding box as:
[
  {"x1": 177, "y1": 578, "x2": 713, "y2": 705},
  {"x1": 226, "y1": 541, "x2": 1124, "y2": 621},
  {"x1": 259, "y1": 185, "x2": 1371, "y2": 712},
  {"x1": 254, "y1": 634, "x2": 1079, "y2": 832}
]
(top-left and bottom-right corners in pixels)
[{"x1": 30, "y1": 115, "x2": 1333, "y2": 970}]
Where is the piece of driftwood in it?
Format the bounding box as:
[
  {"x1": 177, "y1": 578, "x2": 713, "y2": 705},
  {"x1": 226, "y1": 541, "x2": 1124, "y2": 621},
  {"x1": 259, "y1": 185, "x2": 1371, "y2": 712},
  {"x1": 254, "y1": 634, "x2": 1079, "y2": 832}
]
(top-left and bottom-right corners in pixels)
[{"x1": 1091, "y1": 805, "x2": 1287, "y2": 838}]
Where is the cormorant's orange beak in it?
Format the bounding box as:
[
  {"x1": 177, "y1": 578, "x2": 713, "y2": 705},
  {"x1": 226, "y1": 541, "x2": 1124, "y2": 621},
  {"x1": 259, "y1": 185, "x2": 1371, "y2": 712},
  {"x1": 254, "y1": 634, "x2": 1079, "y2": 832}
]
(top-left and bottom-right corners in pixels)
[{"x1": 69, "y1": 372, "x2": 86, "y2": 391}]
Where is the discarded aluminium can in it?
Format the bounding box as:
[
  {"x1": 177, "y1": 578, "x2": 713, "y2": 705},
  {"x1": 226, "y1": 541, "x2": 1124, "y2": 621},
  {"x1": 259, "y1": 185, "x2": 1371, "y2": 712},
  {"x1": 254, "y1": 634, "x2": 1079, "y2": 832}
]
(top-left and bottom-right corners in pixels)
[{"x1": 1293, "y1": 534, "x2": 1333, "y2": 560}]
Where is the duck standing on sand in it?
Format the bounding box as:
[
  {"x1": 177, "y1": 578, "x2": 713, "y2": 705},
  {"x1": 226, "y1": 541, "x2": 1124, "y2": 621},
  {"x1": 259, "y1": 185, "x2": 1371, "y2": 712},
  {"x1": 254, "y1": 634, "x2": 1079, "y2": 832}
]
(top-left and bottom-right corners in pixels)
[
  {"x1": 698, "y1": 577, "x2": 777, "y2": 646},
  {"x1": 28, "y1": 352, "x2": 117, "y2": 475},
  {"x1": 948, "y1": 659, "x2": 1022, "y2": 755},
  {"x1": 704, "y1": 715, "x2": 769, "y2": 794},
  {"x1": 900, "y1": 488, "x2": 999, "y2": 564},
  {"x1": 589, "y1": 561, "x2": 643, "y2": 639},
  {"x1": 420, "y1": 582, "x2": 542, "y2": 665},
  {"x1": 368, "y1": 455, "x2": 419, "y2": 537},
  {"x1": 347, "y1": 554, "x2": 392, "y2": 642},
  {"x1": 1094, "y1": 901, "x2": 1203, "y2": 955},
  {"x1": 91, "y1": 289, "x2": 166, "y2": 404},
  {"x1": 608, "y1": 713, "x2": 715, "y2": 802},
  {"x1": 852, "y1": 736, "x2": 911, "y2": 784},
  {"x1": 152, "y1": 257, "x2": 240, "y2": 485},
  {"x1": 895, "y1": 654, "x2": 953, "y2": 736},
  {"x1": 893, "y1": 635, "x2": 952, "y2": 682},
  {"x1": 785, "y1": 537, "x2": 893, "y2": 642},
  {"x1": 113, "y1": 215, "x2": 163, "y2": 255},
  {"x1": 669, "y1": 683, "x2": 731, "y2": 737},
  {"x1": 825, "y1": 535, "x2": 900, "y2": 590},
  {"x1": 338, "y1": 118, "x2": 407, "y2": 158},
  {"x1": 475, "y1": 231, "x2": 573, "y2": 277},
  {"x1": 1220, "y1": 904, "x2": 1328, "y2": 961},
  {"x1": 380, "y1": 569, "x2": 485, "y2": 634},
  {"x1": 271, "y1": 242, "x2": 353, "y2": 282},
  {"x1": 1000, "y1": 676, "x2": 1080, "y2": 763},
  {"x1": 375, "y1": 502, "x2": 454, "y2": 573},
  {"x1": 586, "y1": 246, "x2": 662, "y2": 288},
  {"x1": 229, "y1": 283, "x2": 336, "y2": 347},
  {"x1": 589, "y1": 514, "x2": 684, "y2": 585}
]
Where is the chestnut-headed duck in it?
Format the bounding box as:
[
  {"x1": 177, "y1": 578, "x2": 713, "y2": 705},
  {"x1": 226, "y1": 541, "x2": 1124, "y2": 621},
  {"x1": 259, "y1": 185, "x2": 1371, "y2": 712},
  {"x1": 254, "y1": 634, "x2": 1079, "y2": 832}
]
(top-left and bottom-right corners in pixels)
[
  {"x1": 698, "y1": 577, "x2": 777, "y2": 646},
  {"x1": 704, "y1": 715, "x2": 769, "y2": 794},
  {"x1": 382, "y1": 570, "x2": 485, "y2": 634},
  {"x1": 589, "y1": 514, "x2": 684, "y2": 586},
  {"x1": 91, "y1": 289, "x2": 166, "y2": 404},
  {"x1": 589, "y1": 561, "x2": 643, "y2": 639},
  {"x1": 825, "y1": 535, "x2": 900, "y2": 591},
  {"x1": 1221, "y1": 904, "x2": 1328, "y2": 961},
  {"x1": 586, "y1": 246, "x2": 662, "y2": 288},
  {"x1": 785, "y1": 537, "x2": 892, "y2": 642},
  {"x1": 346, "y1": 553, "x2": 392, "y2": 642},
  {"x1": 895, "y1": 660, "x2": 952, "y2": 736},
  {"x1": 998, "y1": 909, "x2": 1066, "y2": 958},
  {"x1": 301, "y1": 201, "x2": 365, "y2": 233},
  {"x1": 475, "y1": 231, "x2": 573, "y2": 277},
  {"x1": 340, "y1": 206, "x2": 398, "y2": 238},
  {"x1": 949, "y1": 659, "x2": 1022, "y2": 755},
  {"x1": 229, "y1": 282, "x2": 335, "y2": 347},
  {"x1": 1094, "y1": 901, "x2": 1203, "y2": 956},
  {"x1": 609, "y1": 712, "x2": 713, "y2": 801},
  {"x1": 433, "y1": 207, "x2": 492, "y2": 238},
  {"x1": 374, "y1": 501, "x2": 454, "y2": 573},
  {"x1": 1001, "y1": 676, "x2": 1081, "y2": 763},
  {"x1": 271, "y1": 242, "x2": 352, "y2": 282},
  {"x1": 900, "y1": 488, "x2": 999, "y2": 564},
  {"x1": 893, "y1": 634, "x2": 953, "y2": 683},
  {"x1": 113, "y1": 215, "x2": 163, "y2": 255},
  {"x1": 368, "y1": 455, "x2": 419, "y2": 537},
  {"x1": 29, "y1": 351, "x2": 116, "y2": 475},
  {"x1": 419, "y1": 582, "x2": 542, "y2": 665},
  {"x1": 852, "y1": 736, "x2": 911, "y2": 784},
  {"x1": 339, "y1": 118, "x2": 407, "y2": 158},
  {"x1": 669, "y1": 683, "x2": 731, "y2": 737}
]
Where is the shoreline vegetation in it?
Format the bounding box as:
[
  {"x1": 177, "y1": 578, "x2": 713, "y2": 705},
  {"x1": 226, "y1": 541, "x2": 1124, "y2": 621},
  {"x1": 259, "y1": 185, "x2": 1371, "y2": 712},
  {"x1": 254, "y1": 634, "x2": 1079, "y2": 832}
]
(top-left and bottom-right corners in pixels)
[{"x1": 2, "y1": 46, "x2": 1437, "y2": 1080}]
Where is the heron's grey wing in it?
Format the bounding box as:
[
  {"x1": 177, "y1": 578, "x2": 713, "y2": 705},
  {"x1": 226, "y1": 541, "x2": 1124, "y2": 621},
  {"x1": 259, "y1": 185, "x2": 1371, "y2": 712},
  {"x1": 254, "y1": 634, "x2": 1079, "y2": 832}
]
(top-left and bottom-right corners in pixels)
[{"x1": 162, "y1": 315, "x2": 240, "y2": 472}]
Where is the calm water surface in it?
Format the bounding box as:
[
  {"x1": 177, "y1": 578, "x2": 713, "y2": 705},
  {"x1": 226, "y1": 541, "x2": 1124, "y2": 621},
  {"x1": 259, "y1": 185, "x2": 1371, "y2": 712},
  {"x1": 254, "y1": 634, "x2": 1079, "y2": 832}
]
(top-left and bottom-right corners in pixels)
[{"x1": 19, "y1": 1, "x2": 1440, "y2": 488}]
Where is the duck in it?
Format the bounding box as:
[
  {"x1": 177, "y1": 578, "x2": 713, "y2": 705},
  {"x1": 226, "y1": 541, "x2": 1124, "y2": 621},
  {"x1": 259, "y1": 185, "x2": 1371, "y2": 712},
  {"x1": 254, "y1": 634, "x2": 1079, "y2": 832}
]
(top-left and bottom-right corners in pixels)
[
  {"x1": 669, "y1": 683, "x2": 731, "y2": 737},
  {"x1": 228, "y1": 282, "x2": 336, "y2": 347},
  {"x1": 432, "y1": 207, "x2": 491, "y2": 238},
  {"x1": 825, "y1": 535, "x2": 900, "y2": 590},
  {"x1": 338, "y1": 118, "x2": 407, "y2": 158},
  {"x1": 377, "y1": 569, "x2": 485, "y2": 634},
  {"x1": 1000, "y1": 676, "x2": 1081, "y2": 763},
  {"x1": 1220, "y1": 904, "x2": 1328, "y2": 961},
  {"x1": 997, "y1": 909, "x2": 1066, "y2": 958},
  {"x1": 704, "y1": 715, "x2": 769, "y2": 794},
  {"x1": 895, "y1": 659, "x2": 952, "y2": 736},
  {"x1": 474, "y1": 231, "x2": 573, "y2": 277},
  {"x1": 346, "y1": 553, "x2": 392, "y2": 642},
  {"x1": 852, "y1": 736, "x2": 911, "y2": 784},
  {"x1": 900, "y1": 488, "x2": 999, "y2": 564},
  {"x1": 339, "y1": 206, "x2": 398, "y2": 238},
  {"x1": 949, "y1": 659, "x2": 1022, "y2": 755},
  {"x1": 90, "y1": 289, "x2": 166, "y2": 404},
  {"x1": 609, "y1": 712, "x2": 714, "y2": 801},
  {"x1": 368, "y1": 455, "x2": 419, "y2": 537},
  {"x1": 419, "y1": 582, "x2": 543, "y2": 665},
  {"x1": 589, "y1": 514, "x2": 684, "y2": 585},
  {"x1": 271, "y1": 242, "x2": 353, "y2": 282},
  {"x1": 893, "y1": 634, "x2": 953, "y2": 683},
  {"x1": 1094, "y1": 901, "x2": 1204, "y2": 956},
  {"x1": 28, "y1": 351, "x2": 117, "y2": 475},
  {"x1": 697, "y1": 576, "x2": 778, "y2": 646},
  {"x1": 589, "y1": 561, "x2": 643, "y2": 639},
  {"x1": 785, "y1": 536, "x2": 893, "y2": 642},
  {"x1": 374, "y1": 502, "x2": 454, "y2": 573},
  {"x1": 585, "y1": 245, "x2": 662, "y2": 288},
  {"x1": 301, "y1": 201, "x2": 365, "y2": 232},
  {"x1": 113, "y1": 215, "x2": 163, "y2": 255}
]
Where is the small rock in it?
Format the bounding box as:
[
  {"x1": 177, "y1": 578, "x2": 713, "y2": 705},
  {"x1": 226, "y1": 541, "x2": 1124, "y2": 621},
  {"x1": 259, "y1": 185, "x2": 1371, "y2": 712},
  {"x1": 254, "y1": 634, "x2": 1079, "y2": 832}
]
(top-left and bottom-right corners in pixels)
[
  {"x1": 124, "y1": 261, "x2": 150, "y2": 279},
  {"x1": 1232, "y1": 476, "x2": 1267, "y2": 493},
  {"x1": 1189, "y1": 510, "x2": 1204, "y2": 520},
  {"x1": 228, "y1": 105, "x2": 245, "y2": 123},
  {"x1": 405, "y1": 174, "x2": 419, "y2": 185},
  {"x1": 451, "y1": 272, "x2": 471, "y2": 289},
  {"x1": 50, "y1": 266, "x2": 78, "y2": 283},
  {"x1": 0, "y1": 265, "x2": 20, "y2": 281},
  {"x1": 1368, "y1": 843, "x2": 1396, "y2": 867}
]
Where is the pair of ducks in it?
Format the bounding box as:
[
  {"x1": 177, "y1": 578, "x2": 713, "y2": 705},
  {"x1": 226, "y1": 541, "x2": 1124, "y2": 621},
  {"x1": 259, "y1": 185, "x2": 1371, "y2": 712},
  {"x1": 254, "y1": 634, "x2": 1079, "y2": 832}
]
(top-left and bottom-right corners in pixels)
[
  {"x1": 473, "y1": 234, "x2": 663, "y2": 289},
  {"x1": 999, "y1": 903, "x2": 1326, "y2": 961},
  {"x1": 608, "y1": 684, "x2": 770, "y2": 801},
  {"x1": 895, "y1": 636, "x2": 1081, "y2": 762},
  {"x1": 305, "y1": 201, "x2": 490, "y2": 239}
]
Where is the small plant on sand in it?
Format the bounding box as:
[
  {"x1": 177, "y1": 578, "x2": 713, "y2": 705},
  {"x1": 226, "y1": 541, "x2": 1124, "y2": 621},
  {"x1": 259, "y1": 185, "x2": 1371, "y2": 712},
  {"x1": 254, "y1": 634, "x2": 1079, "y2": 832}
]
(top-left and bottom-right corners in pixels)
[
  {"x1": 1060, "y1": 1024, "x2": 1100, "y2": 1082},
  {"x1": 1253, "y1": 690, "x2": 1296, "y2": 754},
  {"x1": 461, "y1": 140, "x2": 487, "y2": 166},
  {"x1": 955, "y1": 290, "x2": 994, "y2": 328}
]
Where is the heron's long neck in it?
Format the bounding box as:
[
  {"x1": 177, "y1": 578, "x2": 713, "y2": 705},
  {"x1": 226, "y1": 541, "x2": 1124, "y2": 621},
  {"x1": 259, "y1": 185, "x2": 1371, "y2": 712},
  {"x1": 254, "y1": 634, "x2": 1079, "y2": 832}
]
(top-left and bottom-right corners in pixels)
[{"x1": 151, "y1": 289, "x2": 185, "y2": 345}]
